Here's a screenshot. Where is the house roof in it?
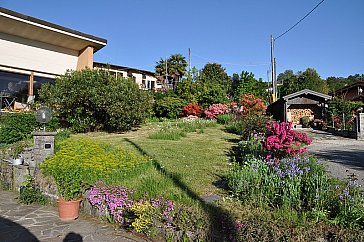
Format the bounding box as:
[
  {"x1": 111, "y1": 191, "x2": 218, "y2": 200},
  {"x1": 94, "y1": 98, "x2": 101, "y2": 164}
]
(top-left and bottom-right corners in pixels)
[
  {"x1": 282, "y1": 89, "x2": 332, "y2": 101},
  {"x1": 94, "y1": 62, "x2": 156, "y2": 77},
  {"x1": 330, "y1": 81, "x2": 364, "y2": 95},
  {"x1": 0, "y1": 7, "x2": 107, "y2": 52}
]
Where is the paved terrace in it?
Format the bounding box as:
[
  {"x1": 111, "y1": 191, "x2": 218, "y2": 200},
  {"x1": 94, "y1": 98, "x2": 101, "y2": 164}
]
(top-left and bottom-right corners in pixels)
[{"x1": 0, "y1": 190, "x2": 150, "y2": 242}]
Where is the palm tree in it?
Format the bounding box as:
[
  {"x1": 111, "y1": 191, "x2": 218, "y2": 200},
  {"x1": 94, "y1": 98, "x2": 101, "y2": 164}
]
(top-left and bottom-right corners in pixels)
[
  {"x1": 168, "y1": 54, "x2": 187, "y2": 91},
  {"x1": 154, "y1": 54, "x2": 187, "y2": 91},
  {"x1": 155, "y1": 58, "x2": 169, "y2": 89}
]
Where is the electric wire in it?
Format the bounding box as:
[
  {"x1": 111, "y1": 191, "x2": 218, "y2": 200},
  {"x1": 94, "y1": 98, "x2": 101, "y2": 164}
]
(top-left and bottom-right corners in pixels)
[{"x1": 275, "y1": 0, "x2": 326, "y2": 41}]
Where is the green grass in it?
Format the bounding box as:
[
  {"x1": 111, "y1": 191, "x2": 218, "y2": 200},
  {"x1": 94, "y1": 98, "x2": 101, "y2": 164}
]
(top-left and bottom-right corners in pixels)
[{"x1": 78, "y1": 122, "x2": 237, "y2": 205}]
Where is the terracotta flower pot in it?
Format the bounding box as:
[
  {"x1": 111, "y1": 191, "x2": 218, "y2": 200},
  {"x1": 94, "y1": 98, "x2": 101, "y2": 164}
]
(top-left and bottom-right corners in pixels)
[{"x1": 57, "y1": 198, "x2": 81, "y2": 221}]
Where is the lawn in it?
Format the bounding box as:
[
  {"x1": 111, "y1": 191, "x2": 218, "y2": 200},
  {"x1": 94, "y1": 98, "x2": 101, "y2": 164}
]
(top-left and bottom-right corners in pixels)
[{"x1": 78, "y1": 122, "x2": 239, "y2": 205}]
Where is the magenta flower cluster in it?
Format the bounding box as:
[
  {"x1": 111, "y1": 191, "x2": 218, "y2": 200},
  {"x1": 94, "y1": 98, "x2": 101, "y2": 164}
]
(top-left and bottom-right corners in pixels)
[
  {"x1": 264, "y1": 121, "x2": 312, "y2": 158},
  {"x1": 87, "y1": 182, "x2": 175, "y2": 226},
  {"x1": 204, "y1": 103, "x2": 228, "y2": 119}
]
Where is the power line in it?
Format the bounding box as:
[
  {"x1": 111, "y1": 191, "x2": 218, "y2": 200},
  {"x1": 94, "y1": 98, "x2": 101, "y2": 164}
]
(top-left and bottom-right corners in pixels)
[{"x1": 275, "y1": 0, "x2": 326, "y2": 41}]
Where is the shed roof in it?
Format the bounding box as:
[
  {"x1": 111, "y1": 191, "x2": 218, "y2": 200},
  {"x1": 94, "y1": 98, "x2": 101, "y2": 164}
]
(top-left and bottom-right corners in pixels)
[
  {"x1": 282, "y1": 89, "x2": 332, "y2": 101},
  {"x1": 0, "y1": 7, "x2": 107, "y2": 52}
]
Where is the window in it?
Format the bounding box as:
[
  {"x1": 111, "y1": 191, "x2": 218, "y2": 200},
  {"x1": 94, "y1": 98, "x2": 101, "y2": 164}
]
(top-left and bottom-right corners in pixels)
[
  {"x1": 34, "y1": 76, "x2": 55, "y2": 99},
  {"x1": 0, "y1": 70, "x2": 29, "y2": 103}
]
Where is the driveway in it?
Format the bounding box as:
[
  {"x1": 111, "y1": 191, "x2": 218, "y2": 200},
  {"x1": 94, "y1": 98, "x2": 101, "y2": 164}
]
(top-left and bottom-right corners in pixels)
[{"x1": 306, "y1": 129, "x2": 364, "y2": 187}]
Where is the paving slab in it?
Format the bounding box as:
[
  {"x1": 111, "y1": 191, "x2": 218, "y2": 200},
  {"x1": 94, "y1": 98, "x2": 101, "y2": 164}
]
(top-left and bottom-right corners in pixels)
[{"x1": 0, "y1": 190, "x2": 151, "y2": 242}]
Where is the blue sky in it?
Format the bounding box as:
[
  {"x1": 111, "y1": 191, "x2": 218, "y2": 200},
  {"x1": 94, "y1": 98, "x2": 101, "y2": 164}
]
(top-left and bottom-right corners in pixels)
[{"x1": 1, "y1": 0, "x2": 363, "y2": 80}]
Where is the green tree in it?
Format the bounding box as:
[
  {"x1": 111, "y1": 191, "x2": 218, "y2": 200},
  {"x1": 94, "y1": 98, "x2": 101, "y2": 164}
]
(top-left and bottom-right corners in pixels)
[
  {"x1": 39, "y1": 69, "x2": 153, "y2": 132},
  {"x1": 230, "y1": 71, "x2": 268, "y2": 102},
  {"x1": 155, "y1": 54, "x2": 187, "y2": 91},
  {"x1": 298, "y1": 68, "x2": 328, "y2": 94},
  {"x1": 277, "y1": 70, "x2": 299, "y2": 97},
  {"x1": 278, "y1": 68, "x2": 328, "y2": 96},
  {"x1": 196, "y1": 63, "x2": 230, "y2": 107}
]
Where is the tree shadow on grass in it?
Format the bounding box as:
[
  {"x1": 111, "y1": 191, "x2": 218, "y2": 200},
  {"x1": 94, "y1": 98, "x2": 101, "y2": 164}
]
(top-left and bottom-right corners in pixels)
[{"x1": 124, "y1": 138, "x2": 236, "y2": 241}]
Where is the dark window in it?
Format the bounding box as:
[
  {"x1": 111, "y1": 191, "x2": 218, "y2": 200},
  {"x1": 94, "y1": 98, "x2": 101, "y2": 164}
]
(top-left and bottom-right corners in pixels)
[
  {"x1": 34, "y1": 76, "x2": 55, "y2": 99},
  {"x1": 142, "y1": 75, "x2": 146, "y2": 79},
  {"x1": 0, "y1": 70, "x2": 29, "y2": 103}
]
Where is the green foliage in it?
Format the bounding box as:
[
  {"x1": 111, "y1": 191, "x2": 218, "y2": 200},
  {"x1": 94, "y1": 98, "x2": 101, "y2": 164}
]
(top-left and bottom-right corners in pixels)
[
  {"x1": 148, "y1": 119, "x2": 217, "y2": 140},
  {"x1": 39, "y1": 69, "x2": 153, "y2": 133},
  {"x1": 40, "y1": 137, "x2": 148, "y2": 200},
  {"x1": 19, "y1": 175, "x2": 48, "y2": 205},
  {"x1": 226, "y1": 114, "x2": 271, "y2": 140},
  {"x1": 278, "y1": 68, "x2": 328, "y2": 97},
  {"x1": 196, "y1": 63, "x2": 230, "y2": 107},
  {"x1": 155, "y1": 54, "x2": 187, "y2": 90},
  {"x1": 154, "y1": 96, "x2": 187, "y2": 119},
  {"x1": 230, "y1": 71, "x2": 268, "y2": 102},
  {"x1": 0, "y1": 113, "x2": 38, "y2": 144},
  {"x1": 216, "y1": 114, "x2": 234, "y2": 124},
  {"x1": 327, "y1": 97, "x2": 362, "y2": 129}
]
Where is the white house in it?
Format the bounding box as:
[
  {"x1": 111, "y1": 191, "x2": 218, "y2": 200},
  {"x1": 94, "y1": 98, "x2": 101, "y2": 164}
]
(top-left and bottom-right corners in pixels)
[{"x1": 0, "y1": 7, "x2": 159, "y2": 109}]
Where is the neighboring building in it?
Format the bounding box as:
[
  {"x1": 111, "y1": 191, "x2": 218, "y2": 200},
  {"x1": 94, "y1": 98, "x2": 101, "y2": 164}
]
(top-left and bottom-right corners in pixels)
[
  {"x1": 0, "y1": 7, "x2": 107, "y2": 103},
  {"x1": 93, "y1": 62, "x2": 161, "y2": 91},
  {"x1": 267, "y1": 89, "x2": 332, "y2": 125},
  {"x1": 330, "y1": 81, "x2": 364, "y2": 103}
]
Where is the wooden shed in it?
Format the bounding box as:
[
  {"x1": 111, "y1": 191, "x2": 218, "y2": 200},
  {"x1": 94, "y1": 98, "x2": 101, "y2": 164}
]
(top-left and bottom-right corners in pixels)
[{"x1": 267, "y1": 89, "x2": 332, "y2": 124}]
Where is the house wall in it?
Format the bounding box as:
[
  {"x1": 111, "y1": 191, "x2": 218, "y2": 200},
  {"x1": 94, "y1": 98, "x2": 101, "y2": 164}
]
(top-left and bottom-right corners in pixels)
[{"x1": 0, "y1": 32, "x2": 78, "y2": 75}]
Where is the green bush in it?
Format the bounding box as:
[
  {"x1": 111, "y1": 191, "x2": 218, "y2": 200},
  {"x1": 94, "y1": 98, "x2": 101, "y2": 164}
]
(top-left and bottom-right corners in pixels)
[
  {"x1": 41, "y1": 137, "x2": 149, "y2": 199},
  {"x1": 225, "y1": 114, "x2": 271, "y2": 140},
  {"x1": 0, "y1": 112, "x2": 60, "y2": 144},
  {"x1": 39, "y1": 69, "x2": 153, "y2": 133},
  {"x1": 301, "y1": 116, "x2": 310, "y2": 127},
  {"x1": 216, "y1": 113, "x2": 234, "y2": 124},
  {"x1": 0, "y1": 113, "x2": 38, "y2": 144},
  {"x1": 19, "y1": 175, "x2": 48, "y2": 205},
  {"x1": 154, "y1": 96, "x2": 187, "y2": 119}
]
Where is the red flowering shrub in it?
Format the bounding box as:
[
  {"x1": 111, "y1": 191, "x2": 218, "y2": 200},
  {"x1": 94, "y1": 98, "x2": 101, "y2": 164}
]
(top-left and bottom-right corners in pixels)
[
  {"x1": 240, "y1": 94, "x2": 266, "y2": 116},
  {"x1": 204, "y1": 103, "x2": 228, "y2": 119},
  {"x1": 333, "y1": 116, "x2": 342, "y2": 129},
  {"x1": 264, "y1": 121, "x2": 312, "y2": 158},
  {"x1": 182, "y1": 103, "x2": 203, "y2": 117}
]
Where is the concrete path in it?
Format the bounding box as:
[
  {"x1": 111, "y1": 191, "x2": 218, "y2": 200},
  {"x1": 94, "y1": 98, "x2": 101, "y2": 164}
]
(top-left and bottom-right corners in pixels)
[
  {"x1": 0, "y1": 190, "x2": 150, "y2": 242},
  {"x1": 306, "y1": 129, "x2": 364, "y2": 187}
]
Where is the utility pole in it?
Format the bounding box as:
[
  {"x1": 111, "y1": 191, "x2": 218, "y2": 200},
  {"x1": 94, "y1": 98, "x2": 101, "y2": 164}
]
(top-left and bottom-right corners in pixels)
[
  {"x1": 188, "y1": 48, "x2": 191, "y2": 73},
  {"x1": 270, "y1": 35, "x2": 277, "y2": 102},
  {"x1": 165, "y1": 56, "x2": 168, "y2": 89}
]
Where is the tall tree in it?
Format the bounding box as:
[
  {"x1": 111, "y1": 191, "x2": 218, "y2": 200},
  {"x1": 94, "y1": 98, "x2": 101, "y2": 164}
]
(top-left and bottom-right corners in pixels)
[
  {"x1": 196, "y1": 63, "x2": 230, "y2": 107},
  {"x1": 155, "y1": 54, "x2": 187, "y2": 91},
  {"x1": 278, "y1": 68, "x2": 328, "y2": 96},
  {"x1": 230, "y1": 71, "x2": 268, "y2": 102}
]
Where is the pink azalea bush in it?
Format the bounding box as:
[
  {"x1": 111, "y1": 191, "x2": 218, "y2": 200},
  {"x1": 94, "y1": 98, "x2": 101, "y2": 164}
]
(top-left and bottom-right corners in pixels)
[
  {"x1": 264, "y1": 121, "x2": 312, "y2": 158},
  {"x1": 204, "y1": 103, "x2": 229, "y2": 119}
]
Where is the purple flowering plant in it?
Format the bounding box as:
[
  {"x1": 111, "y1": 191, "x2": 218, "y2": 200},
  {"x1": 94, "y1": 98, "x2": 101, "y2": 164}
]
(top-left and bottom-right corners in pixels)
[{"x1": 87, "y1": 181, "x2": 175, "y2": 233}]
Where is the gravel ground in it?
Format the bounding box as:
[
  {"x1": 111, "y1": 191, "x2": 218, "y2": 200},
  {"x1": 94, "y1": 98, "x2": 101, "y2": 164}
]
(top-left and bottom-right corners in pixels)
[{"x1": 305, "y1": 129, "x2": 364, "y2": 187}]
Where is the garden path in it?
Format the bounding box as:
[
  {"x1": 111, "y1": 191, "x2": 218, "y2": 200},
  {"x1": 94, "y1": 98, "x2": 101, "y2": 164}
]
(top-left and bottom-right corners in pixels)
[
  {"x1": 0, "y1": 190, "x2": 150, "y2": 242},
  {"x1": 306, "y1": 129, "x2": 364, "y2": 188}
]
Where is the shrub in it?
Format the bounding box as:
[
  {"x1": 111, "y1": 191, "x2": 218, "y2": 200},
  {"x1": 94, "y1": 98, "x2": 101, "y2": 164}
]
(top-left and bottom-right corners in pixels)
[
  {"x1": 240, "y1": 94, "x2": 266, "y2": 116},
  {"x1": 225, "y1": 114, "x2": 271, "y2": 140},
  {"x1": 154, "y1": 96, "x2": 187, "y2": 119},
  {"x1": 204, "y1": 103, "x2": 228, "y2": 119},
  {"x1": 216, "y1": 113, "x2": 234, "y2": 124},
  {"x1": 0, "y1": 113, "x2": 38, "y2": 144},
  {"x1": 264, "y1": 121, "x2": 312, "y2": 159},
  {"x1": 41, "y1": 137, "x2": 149, "y2": 200},
  {"x1": 182, "y1": 103, "x2": 203, "y2": 117},
  {"x1": 18, "y1": 175, "x2": 48, "y2": 205},
  {"x1": 39, "y1": 69, "x2": 153, "y2": 133}
]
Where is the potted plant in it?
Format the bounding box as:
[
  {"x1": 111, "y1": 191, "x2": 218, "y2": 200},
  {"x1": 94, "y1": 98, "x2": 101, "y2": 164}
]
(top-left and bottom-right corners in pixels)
[{"x1": 40, "y1": 162, "x2": 83, "y2": 221}]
